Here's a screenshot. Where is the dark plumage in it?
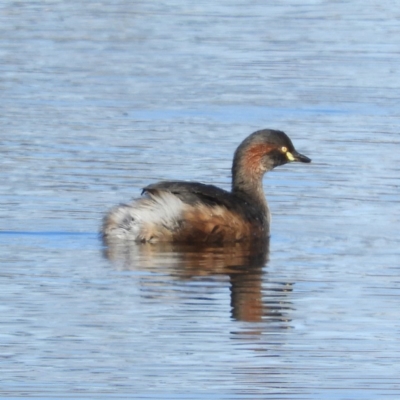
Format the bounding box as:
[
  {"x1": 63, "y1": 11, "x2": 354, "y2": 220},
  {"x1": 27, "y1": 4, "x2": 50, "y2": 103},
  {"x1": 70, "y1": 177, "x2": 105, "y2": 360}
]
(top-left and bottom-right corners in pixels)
[{"x1": 102, "y1": 129, "x2": 311, "y2": 243}]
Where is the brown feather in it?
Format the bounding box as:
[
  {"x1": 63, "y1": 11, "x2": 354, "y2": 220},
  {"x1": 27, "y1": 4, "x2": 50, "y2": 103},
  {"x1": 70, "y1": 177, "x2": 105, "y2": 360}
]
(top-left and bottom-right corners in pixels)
[
  {"x1": 172, "y1": 203, "x2": 266, "y2": 243},
  {"x1": 241, "y1": 143, "x2": 276, "y2": 176}
]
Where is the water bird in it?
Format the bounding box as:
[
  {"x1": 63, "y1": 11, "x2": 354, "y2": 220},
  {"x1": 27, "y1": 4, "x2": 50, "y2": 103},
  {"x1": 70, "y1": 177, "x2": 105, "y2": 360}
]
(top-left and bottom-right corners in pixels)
[{"x1": 102, "y1": 129, "x2": 311, "y2": 243}]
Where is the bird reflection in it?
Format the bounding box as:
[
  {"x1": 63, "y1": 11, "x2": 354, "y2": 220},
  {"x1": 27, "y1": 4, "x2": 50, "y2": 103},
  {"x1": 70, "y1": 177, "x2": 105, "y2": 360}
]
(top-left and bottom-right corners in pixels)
[{"x1": 103, "y1": 237, "x2": 293, "y2": 325}]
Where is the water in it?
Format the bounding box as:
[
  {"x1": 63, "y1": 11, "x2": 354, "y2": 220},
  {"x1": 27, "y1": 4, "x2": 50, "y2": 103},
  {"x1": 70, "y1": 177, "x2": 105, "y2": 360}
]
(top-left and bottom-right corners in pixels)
[{"x1": 1, "y1": 0, "x2": 399, "y2": 398}]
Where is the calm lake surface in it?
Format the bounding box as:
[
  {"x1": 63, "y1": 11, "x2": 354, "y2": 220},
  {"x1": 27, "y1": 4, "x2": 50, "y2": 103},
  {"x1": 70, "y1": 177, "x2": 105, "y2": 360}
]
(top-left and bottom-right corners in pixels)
[{"x1": 1, "y1": 1, "x2": 399, "y2": 398}]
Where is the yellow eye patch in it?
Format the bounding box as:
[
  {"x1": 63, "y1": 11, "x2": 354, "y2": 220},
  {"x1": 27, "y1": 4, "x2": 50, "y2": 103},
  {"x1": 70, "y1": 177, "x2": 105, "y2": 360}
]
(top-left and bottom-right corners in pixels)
[
  {"x1": 280, "y1": 146, "x2": 295, "y2": 161},
  {"x1": 286, "y1": 152, "x2": 295, "y2": 161}
]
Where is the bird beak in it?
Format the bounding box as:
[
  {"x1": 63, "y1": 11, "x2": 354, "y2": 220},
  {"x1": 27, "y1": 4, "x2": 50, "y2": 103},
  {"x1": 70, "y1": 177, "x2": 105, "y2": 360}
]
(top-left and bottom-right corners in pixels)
[{"x1": 286, "y1": 150, "x2": 311, "y2": 163}]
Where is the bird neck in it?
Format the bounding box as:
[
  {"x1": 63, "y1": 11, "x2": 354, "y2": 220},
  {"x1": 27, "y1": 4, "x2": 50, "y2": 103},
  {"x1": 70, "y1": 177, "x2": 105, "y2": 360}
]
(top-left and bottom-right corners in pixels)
[
  {"x1": 232, "y1": 172, "x2": 266, "y2": 203},
  {"x1": 231, "y1": 164, "x2": 270, "y2": 220}
]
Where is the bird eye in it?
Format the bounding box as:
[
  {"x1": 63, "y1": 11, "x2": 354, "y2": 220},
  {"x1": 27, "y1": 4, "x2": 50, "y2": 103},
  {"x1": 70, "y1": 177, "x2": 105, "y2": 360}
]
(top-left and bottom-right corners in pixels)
[{"x1": 281, "y1": 146, "x2": 287, "y2": 153}]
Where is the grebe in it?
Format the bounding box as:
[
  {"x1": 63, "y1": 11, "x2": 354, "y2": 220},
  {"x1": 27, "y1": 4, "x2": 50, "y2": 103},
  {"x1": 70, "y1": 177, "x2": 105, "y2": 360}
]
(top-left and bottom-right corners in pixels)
[{"x1": 102, "y1": 129, "x2": 311, "y2": 243}]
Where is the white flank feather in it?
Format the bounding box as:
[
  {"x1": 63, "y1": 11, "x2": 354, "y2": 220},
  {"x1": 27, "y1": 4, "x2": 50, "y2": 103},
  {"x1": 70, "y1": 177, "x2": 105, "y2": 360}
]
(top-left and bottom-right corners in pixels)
[{"x1": 102, "y1": 191, "x2": 184, "y2": 242}]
